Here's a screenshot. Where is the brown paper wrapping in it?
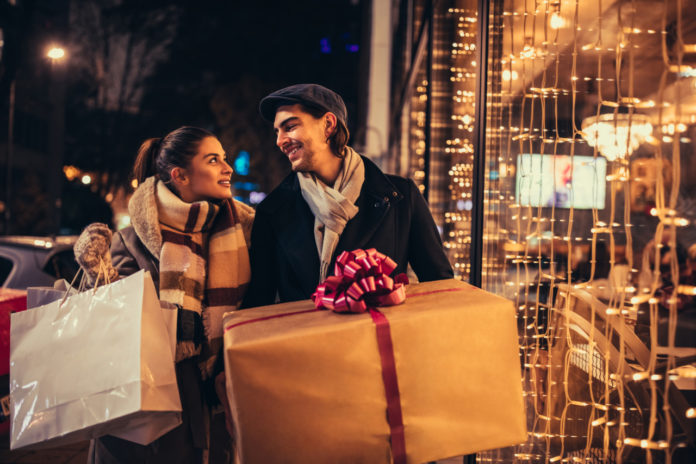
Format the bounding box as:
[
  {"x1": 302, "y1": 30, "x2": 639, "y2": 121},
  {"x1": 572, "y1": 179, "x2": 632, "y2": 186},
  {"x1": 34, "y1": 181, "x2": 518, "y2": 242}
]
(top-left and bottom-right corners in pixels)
[{"x1": 222, "y1": 279, "x2": 526, "y2": 463}]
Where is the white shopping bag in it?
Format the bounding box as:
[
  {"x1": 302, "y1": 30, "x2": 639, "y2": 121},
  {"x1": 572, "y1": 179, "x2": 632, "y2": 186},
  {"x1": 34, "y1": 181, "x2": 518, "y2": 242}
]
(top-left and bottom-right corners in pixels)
[
  {"x1": 26, "y1": 279, "x2": 77, "y2": 310},
  {"x1": 159, "y1": 301, "x2": 178, "y2": 361},
  {"x1": 10, "y1": 270, "x2": 182, "y2": 450},
  {"x1": 28, "y1": 278, "x2": 179, "y2": 360}
]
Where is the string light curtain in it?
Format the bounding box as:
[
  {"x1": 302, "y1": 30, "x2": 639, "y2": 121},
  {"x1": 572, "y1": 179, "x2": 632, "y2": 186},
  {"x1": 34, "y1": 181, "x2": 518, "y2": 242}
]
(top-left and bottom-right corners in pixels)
[
  {"x1": 475, "y1": 0, "x2": 696, "y2": 463},
  {"x1": 400, "y1": 0, "x2": 479, "y2": 280},
  {"x1": 392, "y1": 0, "x2": 695, "y2": 462},
  {"x1": 443, "y1": 2, "x2": 478, "y2": 280},
  {"x1": 393, "y1": 0, "x2": 694, "y2": 459}
]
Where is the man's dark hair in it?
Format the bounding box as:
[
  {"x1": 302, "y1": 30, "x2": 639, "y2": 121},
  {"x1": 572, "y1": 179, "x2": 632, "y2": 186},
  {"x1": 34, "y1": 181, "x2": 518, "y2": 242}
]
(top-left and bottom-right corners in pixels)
[{"x1": 300, "y1": 104, "x2": 350, "y2": 159}]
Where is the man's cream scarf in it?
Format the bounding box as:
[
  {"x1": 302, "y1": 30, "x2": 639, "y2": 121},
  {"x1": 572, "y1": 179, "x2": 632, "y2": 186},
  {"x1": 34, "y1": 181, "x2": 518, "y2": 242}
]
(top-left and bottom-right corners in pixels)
[
  {"x1": 156, "y1": 181, "x2": 250, "y2": 378},
  {"x1": 298, "y1": 146, "x2": 365, "y2": 281}
]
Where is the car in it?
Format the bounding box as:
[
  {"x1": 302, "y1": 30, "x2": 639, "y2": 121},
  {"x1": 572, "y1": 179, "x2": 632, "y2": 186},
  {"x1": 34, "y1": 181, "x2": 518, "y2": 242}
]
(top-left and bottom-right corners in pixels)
[{"x1": 0, "y1": 236, "x2": 79, "y2": 290}]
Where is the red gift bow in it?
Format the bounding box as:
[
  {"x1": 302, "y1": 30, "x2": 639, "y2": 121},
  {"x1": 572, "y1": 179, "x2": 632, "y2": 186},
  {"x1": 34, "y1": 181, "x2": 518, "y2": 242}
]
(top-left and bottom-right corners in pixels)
[{"x1": 311, "y1": 248, "x2": 409, "y2": 313}]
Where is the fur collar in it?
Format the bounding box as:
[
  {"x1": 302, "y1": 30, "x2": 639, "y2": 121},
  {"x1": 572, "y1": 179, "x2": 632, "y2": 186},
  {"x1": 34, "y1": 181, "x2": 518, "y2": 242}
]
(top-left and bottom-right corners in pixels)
[{"x1": 128, "y1": 176, "x2": 163, "y2": 258}]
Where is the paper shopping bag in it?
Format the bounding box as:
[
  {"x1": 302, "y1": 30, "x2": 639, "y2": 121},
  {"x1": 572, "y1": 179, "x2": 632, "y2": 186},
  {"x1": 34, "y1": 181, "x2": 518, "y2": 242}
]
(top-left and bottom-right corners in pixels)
[
  {"x1": 10, "y1": 270, "x2": 182, "y2": 450},
  {"x1": 159, "y1": 301, "x2": 178, "y2": 361},
  {"x1": 27, "y1": 280, "x2": 178, "y2": 362},
  {"x1": 26, "y1": 279, "x2": 76, "y2": 310}
]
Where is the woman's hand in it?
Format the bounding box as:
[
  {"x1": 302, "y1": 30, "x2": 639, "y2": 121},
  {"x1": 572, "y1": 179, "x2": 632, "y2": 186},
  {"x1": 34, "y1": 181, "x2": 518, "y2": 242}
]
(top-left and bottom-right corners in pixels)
[
  {"x1": 215, "y1": 371, "x2": 235, "y2": 439},
  {"x1": 74, "y1": 223, "x2": 119, "y2": 285}
]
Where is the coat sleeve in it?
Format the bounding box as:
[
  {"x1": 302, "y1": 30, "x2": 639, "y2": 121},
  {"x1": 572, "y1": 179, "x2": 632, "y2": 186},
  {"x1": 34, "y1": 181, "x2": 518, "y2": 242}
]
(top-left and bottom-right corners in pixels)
[
  {"x1": 406, "y1": 179, "x2": 454, "y2": 281},
  {"x1": 240, "y1": 206, "x2": 279, "y2": 308},
  {"x1": 110, "y1": 230, "x2": 142, "y2": 278}
]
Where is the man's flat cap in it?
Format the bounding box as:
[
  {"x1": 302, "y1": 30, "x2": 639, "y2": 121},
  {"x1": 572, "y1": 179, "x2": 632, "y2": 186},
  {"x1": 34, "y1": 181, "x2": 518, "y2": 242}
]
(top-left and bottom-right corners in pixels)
[{"x1": 259, "y1": 83, "x2": 347, "y2": 125}]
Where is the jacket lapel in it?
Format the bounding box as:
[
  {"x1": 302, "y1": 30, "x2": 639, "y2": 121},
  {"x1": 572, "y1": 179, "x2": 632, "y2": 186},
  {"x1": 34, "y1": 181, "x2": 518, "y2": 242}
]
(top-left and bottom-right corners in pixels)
[{"x1": 337, "y1": 157, "x2": 402, "y2": 253}]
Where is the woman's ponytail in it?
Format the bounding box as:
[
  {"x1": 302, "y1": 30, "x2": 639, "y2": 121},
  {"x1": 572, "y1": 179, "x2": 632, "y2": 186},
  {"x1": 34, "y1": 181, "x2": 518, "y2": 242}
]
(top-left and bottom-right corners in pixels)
[
  {"x1": 131, "y1": 127, "x2": 215, "y2": 190},
  {"x1": 132, "y1": 137, "x2": 162, "y2": 184}
]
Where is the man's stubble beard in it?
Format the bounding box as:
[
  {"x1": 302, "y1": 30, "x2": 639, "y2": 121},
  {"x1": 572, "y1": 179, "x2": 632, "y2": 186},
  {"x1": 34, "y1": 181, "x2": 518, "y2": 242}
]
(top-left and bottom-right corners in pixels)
[{"x1": 290, "y1": 149, "x2": 315, "y2": 174}]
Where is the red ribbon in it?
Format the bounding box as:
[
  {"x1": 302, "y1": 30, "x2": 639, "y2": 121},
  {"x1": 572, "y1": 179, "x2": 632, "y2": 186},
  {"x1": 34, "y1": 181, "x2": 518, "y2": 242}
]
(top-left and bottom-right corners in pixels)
[
  {"x1": 312, "y1": 248, "x2": 409, "y2": 464},
  {"x1": 225, "y1": 308, "x2": 321, "y2": 332},
  {"x1": 369, "y1": 308, "x2": 407, "y2": 464}
]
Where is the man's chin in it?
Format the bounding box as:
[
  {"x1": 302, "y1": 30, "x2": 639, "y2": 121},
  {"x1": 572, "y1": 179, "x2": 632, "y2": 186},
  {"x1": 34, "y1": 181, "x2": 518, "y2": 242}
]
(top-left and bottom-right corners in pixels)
[{"x1": 290, "y1": 162, "x2": 310, "y2": 173}]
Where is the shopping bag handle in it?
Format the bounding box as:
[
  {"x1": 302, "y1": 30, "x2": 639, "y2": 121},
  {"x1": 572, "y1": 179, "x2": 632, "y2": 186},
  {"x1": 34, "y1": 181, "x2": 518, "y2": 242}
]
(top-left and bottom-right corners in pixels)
[
  {"x1": 58, "y1": 267, "x2": 85, "y2": 307},
  {"x1": 58, "y1": 258, "x2": 112, "y2": 306},
  {"x1": 93, "y1": 258, "x2": 113, "y2": 289},
  {"x1": 88, "y1": 259, "x2": 114, "y2": 298}
]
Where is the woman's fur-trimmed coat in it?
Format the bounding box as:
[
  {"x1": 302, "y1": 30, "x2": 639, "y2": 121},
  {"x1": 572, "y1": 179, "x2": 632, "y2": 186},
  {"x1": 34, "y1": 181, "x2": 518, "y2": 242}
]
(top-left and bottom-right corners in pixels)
[{"x1": 89, "y1": 178, "x2": 254, "y2": 464}]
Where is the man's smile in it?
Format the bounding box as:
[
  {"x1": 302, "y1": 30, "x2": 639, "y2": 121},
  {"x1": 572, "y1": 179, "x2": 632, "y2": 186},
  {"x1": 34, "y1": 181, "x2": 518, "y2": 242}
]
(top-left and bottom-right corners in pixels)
[{"x1": 283, "y1": 142, "x2": 303, "y2": 159}]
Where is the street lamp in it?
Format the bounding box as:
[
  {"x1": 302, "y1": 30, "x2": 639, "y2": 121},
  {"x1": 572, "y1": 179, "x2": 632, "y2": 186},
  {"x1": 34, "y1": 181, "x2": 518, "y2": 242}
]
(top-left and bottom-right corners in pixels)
[
  {"x1": 47, "y1": 46, "x2": 66, "y2": 61},
  {"x1": 3, "y1": 46, "x2": 66, "y2": 235},
  {"x1": 46, "y1": 44, "x2": 67, "y2": 235},
  {"x1": 4, "y1": 79, "x2": 15, "y2": 235}
]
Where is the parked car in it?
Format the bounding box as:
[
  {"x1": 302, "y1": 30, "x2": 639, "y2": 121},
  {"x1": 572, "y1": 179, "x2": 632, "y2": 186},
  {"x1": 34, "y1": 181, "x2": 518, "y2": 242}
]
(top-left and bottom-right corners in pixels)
[{"x1": 0, "y1": 236, "x2": 79, "y2": 289}]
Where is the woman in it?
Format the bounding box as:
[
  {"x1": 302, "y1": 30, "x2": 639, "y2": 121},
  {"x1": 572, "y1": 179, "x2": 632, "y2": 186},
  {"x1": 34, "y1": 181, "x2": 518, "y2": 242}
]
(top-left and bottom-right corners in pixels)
[{"x1": 74, "y1": 126, "x2": 253, "y2": 463}]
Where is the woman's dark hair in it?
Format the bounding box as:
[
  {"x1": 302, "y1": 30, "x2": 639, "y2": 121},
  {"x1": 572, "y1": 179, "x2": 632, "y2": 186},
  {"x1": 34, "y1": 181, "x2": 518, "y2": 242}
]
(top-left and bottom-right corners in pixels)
[
  {"x1": 132, "y1": 126, "x2": 216, "y2": 185},
  {"x1": 300, "y1": 104, "x2": 350, "y2": 158}
]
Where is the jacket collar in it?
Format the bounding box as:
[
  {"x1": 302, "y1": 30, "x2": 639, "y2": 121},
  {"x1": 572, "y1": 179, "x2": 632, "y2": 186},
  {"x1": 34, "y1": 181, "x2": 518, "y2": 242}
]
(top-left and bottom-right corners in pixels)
[{"x1": 267, "y1": 153, "x2": 404, "y2": 289}]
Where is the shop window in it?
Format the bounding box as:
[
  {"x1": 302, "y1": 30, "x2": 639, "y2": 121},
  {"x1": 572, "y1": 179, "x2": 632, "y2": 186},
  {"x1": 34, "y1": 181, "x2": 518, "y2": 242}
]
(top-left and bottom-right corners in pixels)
[
  {"x1": 477, "y1": 0, "x2": 696, "y2": 462},
  {"x1": 392, "y1": 0, "x2": 695, "y2": 462}
]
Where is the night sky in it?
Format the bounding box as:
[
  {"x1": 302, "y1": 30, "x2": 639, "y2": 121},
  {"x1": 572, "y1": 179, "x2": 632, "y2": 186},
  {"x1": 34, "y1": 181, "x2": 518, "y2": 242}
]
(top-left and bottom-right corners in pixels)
[
  {"x1": 140, "y1": 0, "x2": 364, "y2": 128},
  {"x1": 1, "y1": 0, "x2": 366, "y2": 233}
]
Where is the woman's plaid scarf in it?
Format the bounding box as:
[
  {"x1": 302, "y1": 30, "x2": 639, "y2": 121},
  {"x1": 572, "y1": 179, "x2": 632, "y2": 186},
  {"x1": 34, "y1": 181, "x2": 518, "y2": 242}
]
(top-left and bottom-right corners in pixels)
[{"x1": 156, "y1": 182, "x2": 250, "y2": 378}]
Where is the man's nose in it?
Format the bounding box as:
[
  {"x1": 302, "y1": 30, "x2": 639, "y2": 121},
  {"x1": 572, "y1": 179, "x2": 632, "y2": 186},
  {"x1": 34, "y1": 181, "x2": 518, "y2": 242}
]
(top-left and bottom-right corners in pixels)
[{"x1": 276, "y1": 131, "x2": 287, "y2": 147}]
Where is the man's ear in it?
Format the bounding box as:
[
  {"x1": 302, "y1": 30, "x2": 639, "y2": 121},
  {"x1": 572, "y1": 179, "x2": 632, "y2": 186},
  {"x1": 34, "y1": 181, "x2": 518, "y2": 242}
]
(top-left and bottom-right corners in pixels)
[
  {"x1": 324, "y1": 112, "x2": 338, "y2": 138},
  {"x1": 170, "y1": 167, "x2": 189, "y2": 185}
]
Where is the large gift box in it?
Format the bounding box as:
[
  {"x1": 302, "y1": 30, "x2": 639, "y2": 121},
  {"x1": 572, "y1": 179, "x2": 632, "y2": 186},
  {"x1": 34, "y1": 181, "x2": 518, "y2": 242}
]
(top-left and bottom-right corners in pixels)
[{"x1": 223, "y1": 277, "x2": 526, "y2": 463}]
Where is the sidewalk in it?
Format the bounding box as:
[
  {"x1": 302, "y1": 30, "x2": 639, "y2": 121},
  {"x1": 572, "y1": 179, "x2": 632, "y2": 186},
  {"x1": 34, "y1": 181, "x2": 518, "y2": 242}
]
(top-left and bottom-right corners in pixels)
[
  {"x1": 0, "y1": 434, "x2": 89, "y2": 464},
  {"x1": 0, "y1": 430, "x2": 466, "y2": 463}
]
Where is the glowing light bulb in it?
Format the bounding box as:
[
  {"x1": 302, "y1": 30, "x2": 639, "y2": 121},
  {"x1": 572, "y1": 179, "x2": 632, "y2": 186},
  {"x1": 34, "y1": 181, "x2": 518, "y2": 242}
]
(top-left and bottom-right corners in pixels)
[
  {"x1": 550, "y1": 12, "x2": 566, "y2": 29},
  {"x1": 502, "y1": 69, "x2": 519, "y2": 81},
  {"x1": 47, "y1": 47, "x2": 66, "y2": 60}
]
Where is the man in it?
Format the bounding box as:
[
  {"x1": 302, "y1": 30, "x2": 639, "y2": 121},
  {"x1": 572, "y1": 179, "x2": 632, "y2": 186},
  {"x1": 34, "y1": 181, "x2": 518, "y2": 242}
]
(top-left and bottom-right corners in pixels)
[{"x1": 242, "y1": 83, "x2": 453, "y2": 307}]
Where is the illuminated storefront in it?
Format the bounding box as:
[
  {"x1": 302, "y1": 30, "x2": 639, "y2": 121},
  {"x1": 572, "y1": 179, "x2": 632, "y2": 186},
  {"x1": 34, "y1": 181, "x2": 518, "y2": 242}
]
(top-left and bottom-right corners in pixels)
[{"x1": 390, "y1": 0, "x2": 696, "y2": 462}]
